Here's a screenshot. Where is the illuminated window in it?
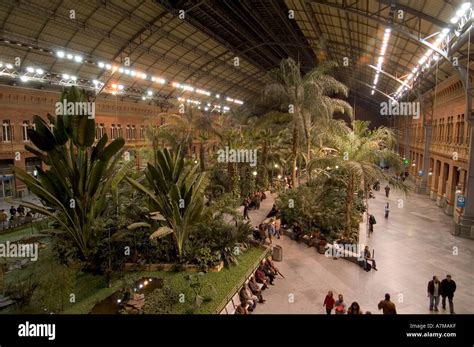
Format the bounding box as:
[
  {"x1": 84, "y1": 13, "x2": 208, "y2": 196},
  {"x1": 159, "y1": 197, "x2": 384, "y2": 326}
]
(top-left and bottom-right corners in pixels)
[
  {"x1": 22, "y1": 121, "x2": 30, "y2": 141},
  {"x1": 111, "y1": 124, "x2": 118, "y2": 139},
  {"x1": 2, "y1": 120, "x2": 12, "y2": 142}
]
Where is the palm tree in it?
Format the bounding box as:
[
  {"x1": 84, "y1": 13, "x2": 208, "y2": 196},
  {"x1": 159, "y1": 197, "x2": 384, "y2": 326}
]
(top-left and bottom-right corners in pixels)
[
  {"x1": 143, "y1": 115, "x2": 178, "y2": 166},
  {"x1": 308, "y1": 120, "x2": 408, "y2": 237},
  {"x1": 264, "y1": 58, "x2": 352, "y2": 186},
  {"x1": 11, "y1": 86, "x2": 125, "y2": 261},
  {"x1": 300, "y1": 61, "x2": 353, "y2": 162},
  {"x1": 126, "y1": 147, "x2": 211, "y2": 259},
  {"x1": 158, "y1": 107, "x2": 220, "y2": 169}
]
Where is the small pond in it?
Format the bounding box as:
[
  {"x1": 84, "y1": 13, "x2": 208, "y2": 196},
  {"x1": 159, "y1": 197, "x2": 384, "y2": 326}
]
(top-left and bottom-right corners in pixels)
[{"x1": 90, "y1": 277, "x2": 162, "y2": 314}]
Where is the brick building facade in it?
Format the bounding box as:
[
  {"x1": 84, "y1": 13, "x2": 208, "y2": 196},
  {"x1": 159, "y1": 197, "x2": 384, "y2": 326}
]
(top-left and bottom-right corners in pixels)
[
  {"x1": 0, "y1": 85, "x2": 215, "y2": 198},
  {"x1": 396, "y1": 72, "x2": 473, "y2": 222}
]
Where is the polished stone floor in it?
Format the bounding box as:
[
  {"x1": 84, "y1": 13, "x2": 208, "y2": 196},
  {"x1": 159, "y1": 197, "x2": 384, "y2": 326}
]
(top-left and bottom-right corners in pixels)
[{"x1": 250, "y1": 185, "x2": 474, "y2": 314}]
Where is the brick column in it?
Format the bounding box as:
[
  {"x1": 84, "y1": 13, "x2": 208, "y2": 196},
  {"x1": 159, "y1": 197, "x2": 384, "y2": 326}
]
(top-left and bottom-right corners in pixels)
[
  {"x1": 436, "y1": 162, "x2": 446, "y2": 207},
  {"x1": 430, "y1": 159, "x2": 439, "y2": 200},
  {"x1": 419, "y1": 120, "x2": 433, "y2": 194},
  {"x1": 444, "y1": 164, "x2": 456, "y2": 216}
]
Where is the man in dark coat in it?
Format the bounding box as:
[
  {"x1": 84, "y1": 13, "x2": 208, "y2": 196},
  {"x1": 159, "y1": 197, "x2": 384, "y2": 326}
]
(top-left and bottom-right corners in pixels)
[
  {"x1": 427, "y1": 276, "x2": 441, "y2": 311},
  {"x1": 441, "y1": 275, "x2": 456, "y2": 314}
]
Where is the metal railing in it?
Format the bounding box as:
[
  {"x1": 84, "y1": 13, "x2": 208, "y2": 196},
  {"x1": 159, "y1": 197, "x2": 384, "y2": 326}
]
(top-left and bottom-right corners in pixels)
[{"x1": 0, "y1": 213, "x2": 46, "y2": 232}]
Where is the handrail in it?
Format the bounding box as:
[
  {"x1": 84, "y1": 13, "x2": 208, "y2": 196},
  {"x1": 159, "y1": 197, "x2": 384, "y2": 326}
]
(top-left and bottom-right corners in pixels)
[
  {"x1": 0, "y1": 215, "x2": 47, "y2": 234},
  {"x1": 214, "y1": 245, "x2": 270, "y2": 314}
]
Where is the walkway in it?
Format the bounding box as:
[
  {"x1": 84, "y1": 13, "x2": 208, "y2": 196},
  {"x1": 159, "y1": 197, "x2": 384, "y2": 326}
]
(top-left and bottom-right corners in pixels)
[{"x1": 254, "y1": 185, "x2": 474, "y2": 314}]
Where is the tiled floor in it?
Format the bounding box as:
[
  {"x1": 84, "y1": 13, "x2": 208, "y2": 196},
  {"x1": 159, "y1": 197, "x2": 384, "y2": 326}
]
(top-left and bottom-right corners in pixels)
[{"x1": 252, "y1": 185, "x2": 474, "y2": 314}]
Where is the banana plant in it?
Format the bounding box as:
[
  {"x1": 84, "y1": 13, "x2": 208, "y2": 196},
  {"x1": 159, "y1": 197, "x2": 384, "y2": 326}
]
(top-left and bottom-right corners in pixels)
[
  {"x1": 10, "y1": 86, "x2": 125, "y2": 261},
  {"x1": 126, "y1": 147, "x2": 211, "y2": 259}
]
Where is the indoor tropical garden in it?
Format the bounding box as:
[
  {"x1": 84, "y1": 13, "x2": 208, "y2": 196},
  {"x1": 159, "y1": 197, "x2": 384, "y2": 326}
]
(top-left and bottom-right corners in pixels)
[{"x1": 0, "y1": 58, "x2": 407, "y2": 315}]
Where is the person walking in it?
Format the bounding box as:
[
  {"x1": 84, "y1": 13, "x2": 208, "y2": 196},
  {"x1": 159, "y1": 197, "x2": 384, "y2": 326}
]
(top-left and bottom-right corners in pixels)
[
  {"x1": 427, "y1": 276, "x2": 441, "y2": 311},
  {"x1": 368, "y1": 214, "x2": 376, "y2": 234},
  {"x1": 323, "y1": 291, "x2": 335, "y2": 315},
  {"x1": 334, "y1": 294, "x2": 347, "y2": 314},
  {"x1": 378, "y1": 293, "x2": 397, "y2": 314},
  {"x1": 243, "y1": 200, "x2": 250, "y2": 220},
  {"x1": 441, "y1": 275, "x2": 456, "y2": 314},
  {"x1": 384, "y1": 185, "x2": 391, "y2": 198},
  {"x1": 384, "y1": 203, "x2": 390, "y2": 218},
  {"x1": 254, "y1": 191, "x2": 261, "y2": 210}
]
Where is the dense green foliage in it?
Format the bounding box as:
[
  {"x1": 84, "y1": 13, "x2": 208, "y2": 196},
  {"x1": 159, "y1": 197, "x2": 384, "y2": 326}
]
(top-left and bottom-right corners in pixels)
[{"x1": 11, "y1": 86, "x2": 125, "y2": 262}]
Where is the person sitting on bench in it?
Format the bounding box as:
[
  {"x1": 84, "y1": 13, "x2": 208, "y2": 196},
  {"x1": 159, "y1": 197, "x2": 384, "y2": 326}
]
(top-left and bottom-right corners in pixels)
[
  {"x1": 362, "y1": 246, "x2": 378, "y2": 271},
  {"x1": 255, "y1": 264, "x2": 272, "y2": 287},
  {"x1": 239, "y1": 283, "x2": 258, "y2": 311},
  {"x1": 265, "y1": 256, "x2": 284, "y2": 278},
  {"x1": 260, "y1": 260, "x2": 276, "y2": 284},
  {"x1": 266, "y1": 204, "x2": 279, "y2": 218},
  {"x1": 248, "y1": 276, "x2": 265, "y2": 303},
  {"x1": 306, "y1": 230, "x2": 321, "y2": 247},
  {"x1": 293, "y1": 223, "x2": 304, "y2": 241},
  {"x1": 235, "y1": 300, "x2": 249, "y2": 314}
]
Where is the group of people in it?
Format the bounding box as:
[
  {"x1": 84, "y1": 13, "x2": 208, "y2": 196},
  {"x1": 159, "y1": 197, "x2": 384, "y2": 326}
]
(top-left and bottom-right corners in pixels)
[
  {"x1": 366, "y1": 183, "x2": 392, "y2": 235},
  {"x1": 0, "y1": 205, "x2": 33, "y2": 229},
  {"x1": 320, "y1": 275, "x2": 458, "y2": 315},
  {"x1": 243, "y1": 191, "x2": 267, "y2": 220},
  {"x1": 323, "y1": 292, "x2": 397, "y2": 314},
  {"x1": 252, "y1": 217, "x2": 281, "y2": 245},
  {"x1": 397, "y1": 171, "x2": 410, "y2": 182},
  {"x1": 235, "y1": 257, "x2": 284, "y2": 314},
  {"x1": 427, "y1": 275, "x2": 457, "y2": 314}
]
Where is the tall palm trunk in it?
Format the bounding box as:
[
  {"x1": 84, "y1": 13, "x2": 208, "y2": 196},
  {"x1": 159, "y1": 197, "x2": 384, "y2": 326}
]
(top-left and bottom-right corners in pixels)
[
  {"x1": 345, "y1": 174, "x2": 354, "y2": 237},
  {"x1": 258, "y1": 141, "x2": 268, "y2": 189},
  {"x1": 199, "y1": 141, "x2": 206, "y2": 171},
  {"x1": 291, "y1": 122, "x2": 298, "y2": 187},
  {"x1": 227, "y1": 161, "x2": 239, "y2": 196}
]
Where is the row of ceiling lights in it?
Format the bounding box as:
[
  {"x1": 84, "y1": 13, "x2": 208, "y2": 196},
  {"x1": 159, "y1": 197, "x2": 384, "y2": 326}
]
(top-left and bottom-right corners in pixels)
[
  {"x1": 176, "y1": 97, "x2": 231, "y2": 112},
  {"x1": 55, "y1": 50, "x2": 244, "y2": 105},
  {"x1": 394, "y1": 2, "x2": 472, "y2": 100},
  {"x1": 0, "y1": 60, "x2": 233, "y2": 112},
  {"x1": 371, "y1": 27, "x2": 391, "y2": 96}
]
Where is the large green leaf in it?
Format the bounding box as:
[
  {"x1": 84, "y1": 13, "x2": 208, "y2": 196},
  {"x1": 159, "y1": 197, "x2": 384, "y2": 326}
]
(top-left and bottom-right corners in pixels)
[
  {"x1": 100, "y1": 138, "x2": 125, "y2": 161},
  {"x1": 54, "y1": 114, "x2": 68, "y2": 145},
  {"x1": 127, "y1": 222, "x2": 151, "y2": 230},
  {"x1": 27, "y1": 129, "x2": 55, "y2": 152},
  {"x1": 149, "y1": 226, "x2": 173, "y2": 239},
  {"x1": 77, "y1": 117, "x2": 95, "y2": 148}
]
